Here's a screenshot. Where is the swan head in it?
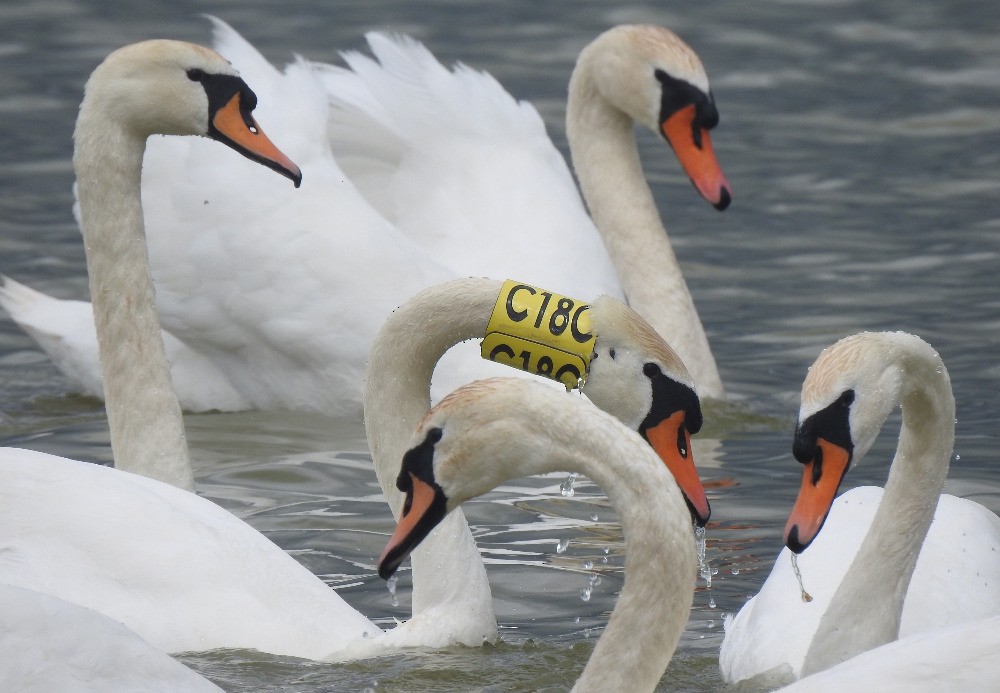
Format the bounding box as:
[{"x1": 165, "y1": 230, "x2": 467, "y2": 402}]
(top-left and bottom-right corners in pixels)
[
  {"x1": 584, "y1": 296, "x2": 710, "y2": 526},
  {"x1": 79, "y1": 39, "x2": 301, "y2": 186},
  {"x1": 575, "y1": 25, "x2": 731, "y2": 210},
  {"x1": 783, "y1": 332, "x2": 919, "y2": 553}
]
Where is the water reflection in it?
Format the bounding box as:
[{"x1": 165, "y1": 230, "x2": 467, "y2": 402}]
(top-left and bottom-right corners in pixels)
[{"x1": 2, "y1": 0, "x2": 999, "y2": 690}]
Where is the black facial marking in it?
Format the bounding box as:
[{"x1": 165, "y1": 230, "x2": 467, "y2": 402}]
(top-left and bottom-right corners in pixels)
[
  {"x1": 380, "y1": 427, "x2": 449, "y2": 580},
  {"x1": 639, "y1": 363, "x2": 703, "y2": 436},
  {"x1": 655, "y1": 69, "x2": 719, "y2": 147},
  {"x1": 792, "y1": 389, "x2": 856, "y2": 481},
  {"x1": 192, "y1": 71, "x2": 260, "y2": 134},
  {"x1": 608, "y1": 347, "x2": 617, "y2": 361}
]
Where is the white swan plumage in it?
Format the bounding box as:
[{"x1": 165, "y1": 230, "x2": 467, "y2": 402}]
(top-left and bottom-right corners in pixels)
[
  {"x1": 378, "y1": 376, "x2": 698, "y2": 693},
  {"x1": 0, "y1": 51, "x2": 708, "y2": 663},
  {"x1": 362, "y1": 276, "x2": 711, "y2": 647},
  {"x1": 0, "y1": 38, "x2": 389, "y2": 661},
  {"x1": 1, "y1": 20, "x2": 731, "y2": 413},
  {"x1": 0, "y1": 584, "x2": 222, "y2": 693},
  {"x1": 721, "y1": 331, "x2": 1000, "y2": 685},
  {"x1": 776, "y1": 614, "x2": 1000, "y2": 692}
]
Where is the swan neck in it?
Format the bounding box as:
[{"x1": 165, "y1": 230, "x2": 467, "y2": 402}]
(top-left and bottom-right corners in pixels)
[
  {"x1": 363, "y1": 278, "x2": 503, "y2": 637},
  {"x1": 502, "y1": 407, "x2": 695, "y2": 692},
  {"x1": 803, "y1": 349, "x2": 954, "y2": 675},
  {"x1": 74, "y1": 100, "x2": 194, "y2": 490},
  {"x1": 566, "y1": 65, "x2": 722, "y2": 398}
]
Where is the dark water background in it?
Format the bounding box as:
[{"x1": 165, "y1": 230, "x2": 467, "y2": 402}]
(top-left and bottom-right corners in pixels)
[{"x1": 1, "y1": 1, "x2": 999, "y2": 690}]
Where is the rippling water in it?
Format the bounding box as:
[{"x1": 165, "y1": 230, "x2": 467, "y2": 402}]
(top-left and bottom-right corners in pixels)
[{"x1": 1, "y1": 1, "x2": 999, "y2": 691}]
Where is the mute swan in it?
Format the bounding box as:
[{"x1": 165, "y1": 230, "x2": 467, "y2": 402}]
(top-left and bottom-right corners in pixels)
[
  {"x1": 777, "y1": 614, "x2": 1000, "y2": 692},
  {"x1": 378, "y1": 377, "x2": 698, "y2": 693},
  {"x1": 1, "y1": 20, "x2": 731, "y2": 413},
  {"x1": 363, "y1": 276, "x2": 710, "y2": 647},
  {"x1": 0, "y1": 584, "x2": 222, "y2": 693},
  {"x1": 1, "y1": 53, "x2": 708, "y2": 661},
  {"x1": 0, "y1": 39, "x2": 387, "y2": 660},
  {"x1": 720, "y1": 331, "x2": 1000, "y2": 685}
]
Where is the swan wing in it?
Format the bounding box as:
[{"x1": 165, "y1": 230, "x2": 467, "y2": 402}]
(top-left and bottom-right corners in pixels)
[
  {"x1": 0, "y1": 584, "x2": 222, "y2": 693},
  {"x1": 0, "y1": 450, "x2": 378, "y2": 659},
  {"x1": 318, "y1": 31, "x2": 622, "y2": 300}
]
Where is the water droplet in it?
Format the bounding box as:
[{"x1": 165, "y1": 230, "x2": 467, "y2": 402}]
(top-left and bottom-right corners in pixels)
[
  {"x1": 574, "y1": 616, "x2": 581, "y2": 623},
  {"x1": 707, "y1": 620, "x2": 716, "y2": 629},
  {"x1": 955, "y1": 453, "x2": 961, "y2": 461},
  {"x1": 590, "y1": 513, "x2": 599, "y2": 522},
  {"x1": 708, "y1": 597, "x2": 717, "y2": 609},
  {"x1": 602, "y1": 547, "x2": 610, "y2": 555},
  {"x1": 582, "y1": 560, "x2": 593, "y2": 570},
  {"x1": 731, "y1": 567, "x2": 740, "y2": 575},
  {"x1": 589, "y1": 574, "x2": 602, "y2": 587},
  {"x1": 580, "y1": 587, "x2": 592, "y2": 602},
  {"x1": 790, "y1": 553, "x2": 813, "y2": 603},
  {"x1": 560, "y1": 473, "x2": 578, "y2": 497},
  {"x1": 695, "y1": 526, "x2": 712, "y2": 587},
  {"x1": 387, "y1": 576, "x2": 397, "y2": 595},
  {"x1": 556, "y1": 538, "x2": 571, "y2": 554}
]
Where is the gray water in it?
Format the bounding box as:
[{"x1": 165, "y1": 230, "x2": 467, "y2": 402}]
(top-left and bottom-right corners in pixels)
[{"x1": 1, "y1": 1, "x2": 999, "y2": 691}]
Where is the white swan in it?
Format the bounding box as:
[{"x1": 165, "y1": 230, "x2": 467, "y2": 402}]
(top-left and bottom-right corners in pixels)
[
  {"x1": 0, "y1": 39, "x2": 386, "y2": 660},
  {"x1": 720, "y1": 331, "x2": 1000, "y2": 685},
  {"x1": 1, "y1": 20, "x2": 731, "y2": 413},
  {"x1": 362, "y1": 276, "x2": 710, "y2": 647},
  {"x1": 776, "y1": 614, "x2": 1000, "y2": 692},
  {"x1": 377, "y1": 376, "x2": 697, "y2": 693},
  {"x1": 0, "y1": 280, "x2": 711, "y2": 658},
  {"x1": 0, "y1": 584, "x2": 222, "y2": 693},
  {"x1": 1, "y1": 56, "x2": 708, "y2": 662}
]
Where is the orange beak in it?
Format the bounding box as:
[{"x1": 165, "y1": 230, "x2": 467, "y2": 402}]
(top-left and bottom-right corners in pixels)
[
  {"x1": 211, "y1": 93, "x2": 302, "y2": 188},
  {"x1": 645, "y1": 410, "x2": 711, "y2": 526},
  {"x1": 378, "y1": 473, "x2": 446, "y2": 580},
  {"x1": 661, "y1": 104, "x2": 731, "y2": 210},
  {"x1": 783, "y1": 438, "x2": 851, "y2": 553}
]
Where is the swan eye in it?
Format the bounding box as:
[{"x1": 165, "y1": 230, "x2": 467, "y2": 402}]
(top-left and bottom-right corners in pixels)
[
  {"x1": 643, "y1": 362, "x2": 660, "y2": 378},
  {"x1": 609, "y1": 348, "x2": 617, "y2": 361},
  {"x1": 676, "y1": 422, "x2": 688, "y2": 458},
  {"x1": 186, "y1": 68, "x2": 205, "y2": 82}
]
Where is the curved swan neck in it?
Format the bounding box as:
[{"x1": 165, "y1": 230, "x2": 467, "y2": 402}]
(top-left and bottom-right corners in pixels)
[
  {"x1": 364, "y1": 277, "x2": 503, "y2": 508},
  {"x1": 74, "y1": 86, "x2": 195, "y2": 491},
  {"x1": 803, "y1": 341, "x2": 954, "y2": 675},
  {"x1": 571, "y1": 430, "x2": 695, "y2": 692},
  {"x1": 431, "y1": 383, "x2": 695, "y2": 692},
  {"x1": 363, "y1": 277, "x2": 502, "y2": 636},
  {"x1": 566, "y1": 53, "x2": 722, "y2": 399}
]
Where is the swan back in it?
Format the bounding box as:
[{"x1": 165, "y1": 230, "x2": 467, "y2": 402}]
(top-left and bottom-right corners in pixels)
[{"x1": 380, "y1": 377, "x2": 697, "y2": 692}]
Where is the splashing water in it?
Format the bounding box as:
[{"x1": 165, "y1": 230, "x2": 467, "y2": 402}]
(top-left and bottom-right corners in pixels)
[
  {"x1": 790, "y1": 553, "x2": 813, "y2": 602},
  {"x1": 695, "y1": 525, "x2": 712, "y2": 588},
  {"x1": 387, "y1": 575, "x2": 399, "y2": 607},
  {"x1": 556, "y1": 537, "x2": 571, "y2": 554},
  {"x1": 560, "y1": 473, "x2": 578, "y2": 497}
]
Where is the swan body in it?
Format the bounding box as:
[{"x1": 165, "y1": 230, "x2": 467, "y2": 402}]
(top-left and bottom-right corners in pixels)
[
  {"x1": 721, "y1": 332, "x2": 1000, "y2": 685},
  {"x1": 0, "y1": 39, "x2": 388, "y2": 661},
  {"x1": 2, "y1": 20, "x2": 731, "y2": 413},
  {"x1": 0, "y1": 584, "x2": 222, "y2": 693},
  {"x1": 378, "y1": 377, "x2": 698, "y2": 693},
  {"x1": 778, "y1": 615, "x2": 1000, "y2": 692},
  {"x1": 0, "y1": 448, "x2": 382, "y2": 659},
  {"x1": 363, "y1": 276, "x2": 710, "y2": 648}
]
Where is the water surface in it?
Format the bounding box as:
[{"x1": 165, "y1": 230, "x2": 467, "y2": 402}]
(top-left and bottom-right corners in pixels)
[{"x1": 1, "y1": 1, "x2": 999, "y2": 691}]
